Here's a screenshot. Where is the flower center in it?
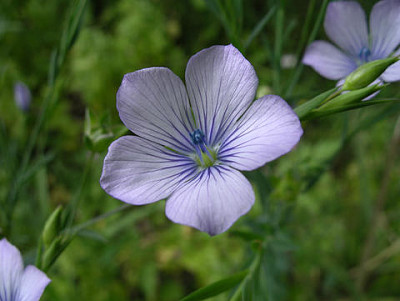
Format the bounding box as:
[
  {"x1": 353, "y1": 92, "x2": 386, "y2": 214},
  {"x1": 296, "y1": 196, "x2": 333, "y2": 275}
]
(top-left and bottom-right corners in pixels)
[
  {"x1": 190, "y1": 129, "x2": 218, "y2": 169},
  {"x1": 190, "y1": 129, "x2": 205, "y2": 145},
  {"x1": 358, "y1": 47, "x2": 371, "y2": 63}
]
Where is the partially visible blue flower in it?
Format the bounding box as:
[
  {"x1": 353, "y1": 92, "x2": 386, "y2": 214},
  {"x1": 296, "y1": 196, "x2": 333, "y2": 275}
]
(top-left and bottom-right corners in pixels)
[
  {"x1": 100, "y1": 44, "x2": 303, "y2": 236},
  {"x1": 303, "y1": 0, "x2": 400, "y2": 82},
  {"x1": 0, "y1": 238, "x2": 50, "y2": 301},
  {"x1": 14, "y1": 81, "x2": 31, "y2": 112}
]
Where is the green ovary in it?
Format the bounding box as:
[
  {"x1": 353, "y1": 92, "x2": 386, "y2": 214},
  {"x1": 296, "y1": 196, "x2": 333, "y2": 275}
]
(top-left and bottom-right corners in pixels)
[{"x1": 194, "y1": 147, "x2": 218, "y2": 169}]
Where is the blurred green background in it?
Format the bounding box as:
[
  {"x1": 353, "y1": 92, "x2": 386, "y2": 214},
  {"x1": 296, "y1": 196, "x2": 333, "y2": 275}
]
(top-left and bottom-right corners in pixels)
[{"x1": 1, "y1": 0, "x2": 400, "y2": 300}]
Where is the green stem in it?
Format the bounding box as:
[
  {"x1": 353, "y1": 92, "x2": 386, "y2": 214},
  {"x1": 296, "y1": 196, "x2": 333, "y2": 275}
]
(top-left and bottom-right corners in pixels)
[
  {"x1": 66, "y1": 151, "x2": 95, "y2": 228},
  {"x1": 229, "y1": 247, "x2": 262, "y2": 301},
  {"x1": 285, "y1": 0, "x2": 328, "y2": 98},
  {"x1": 273, "y1": 4, "x2": 284, "y2": 93},
  {"x1": 66, "y1": 204, "x2": 132, "y2": 236}
]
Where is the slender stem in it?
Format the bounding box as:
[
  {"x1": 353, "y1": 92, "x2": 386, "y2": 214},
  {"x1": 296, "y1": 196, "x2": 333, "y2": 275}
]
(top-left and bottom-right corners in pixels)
[
  {"x1": 351, "y1": 238, "x2": 400, "y2": 277},
  {"x1": 229, "y1": 247, "x2": 262, "y2": 301},
  {"x1": 66, "y1": 151, "x2": 95, "y2": 228},
  {"x1": 273, "y1": 4, "x2": 284, "y2": 93},
  {"x1": 356, "y1": 116, "x2": 400, "y2": 291},
  {"x1": 66, "y1": 204, "x2": 132, "y2": 235},
  {"x1": 285, "y1": 0, "x2": 328, "y2": 98},
  {"x1": 320, "y1": 90, "x2": 341, "y2": 105}
]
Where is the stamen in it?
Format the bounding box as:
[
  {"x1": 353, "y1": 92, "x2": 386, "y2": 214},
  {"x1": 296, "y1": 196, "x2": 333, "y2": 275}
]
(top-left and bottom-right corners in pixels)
[
  {"x1": 359, "y1": 47, "x2": 371, "y2": 63},
  {"x1": 190, "y1": 129, "x2": 205, "y2": 145},
  {"x1": 190, "y1": 129, "x2": 218, "y2": 169}
]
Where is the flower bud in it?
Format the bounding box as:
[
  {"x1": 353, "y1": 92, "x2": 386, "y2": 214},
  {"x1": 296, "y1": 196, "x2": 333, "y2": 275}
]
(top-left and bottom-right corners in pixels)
[
  {"x1": 14, "y1": 81, "x2": 31, "y2": 112},
  {"x1": 84, "y1": 109, "x2": 127, "y2": 152},
  {"x1": 342, "y1": 57, "x2": 399, "y2": 91},
  {"x1": 42, "y1": 206, "x2": 63, "y2": 249},
  {"x1": 320, "y1": 84, "x2": 383, "y2": 111}
]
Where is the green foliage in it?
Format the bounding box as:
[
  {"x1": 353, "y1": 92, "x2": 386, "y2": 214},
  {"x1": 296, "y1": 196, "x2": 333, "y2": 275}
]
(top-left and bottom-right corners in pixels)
[
  {"x1": 1, "y1": 0, "x2": 400, "y2": 300},
  {"x1": 180, "y1": 270, "x2": 248, "y2": 301}
]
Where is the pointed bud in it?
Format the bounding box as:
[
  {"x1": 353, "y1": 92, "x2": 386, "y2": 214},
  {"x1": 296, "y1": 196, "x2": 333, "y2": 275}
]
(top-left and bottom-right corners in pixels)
[
  {"x1": 14, "y1": 81, "x2": 31, "y2": 112},
  {"x1": 319, "y1": 84, "x2": 383, "y2": 111},
  {"x1": 84, "y1": 109, "x2": 127, "y2": 152},
  {"x1": 342, "y1": 57, "x2": 399, "y2": 91},
  {"x1": 42, "y1": 206, "x2": 63, "y2": 249}
]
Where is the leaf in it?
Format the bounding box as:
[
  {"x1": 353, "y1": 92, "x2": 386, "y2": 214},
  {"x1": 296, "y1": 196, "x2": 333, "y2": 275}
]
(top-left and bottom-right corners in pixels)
[
  {"x1": 180, "y1": 270, "x2": 248, "y2": 301},
  {"x1": 244, "y1": 6, "x2": 276, "y2": 50},
  {"x1": 77, "y1": 229, "x2": 108, "y2": 243},
  {"x1": 19, "y1": 152, "x2": 55, "y2": 184}
]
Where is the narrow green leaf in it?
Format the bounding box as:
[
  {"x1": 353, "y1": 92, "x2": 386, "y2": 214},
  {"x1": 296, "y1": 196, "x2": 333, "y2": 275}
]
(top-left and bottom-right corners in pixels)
[
  {"x1": 19, "y1": 152, "x2": 54, "y2": 184},
  {"x1": 244, "y1": 6, "x2": 276, "y2": 50},
  {"x1": 180, "y1": 270, "x2": 248, "y2": 301},
  {"x1": 273, "y1": 5, "x2": 284, "y2": 92},
  {"x1": 285, "y1": 0, "x2": 328, "y2": 97},
  {"x1": 347, "y1": 103, "x2": 400, "y2": 141}
]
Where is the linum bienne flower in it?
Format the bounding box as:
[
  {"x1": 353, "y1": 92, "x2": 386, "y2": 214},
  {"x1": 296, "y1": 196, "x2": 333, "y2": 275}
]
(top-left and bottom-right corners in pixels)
[
  {"x1": 100, "y1": 44, "x2": 303, "y2": 236},
  {"x1": 303, "y1": 0, "x2": 400, "y2": 83},
  {"x1": 0, "y1": 238, "x2": 50, "y2": 301}
]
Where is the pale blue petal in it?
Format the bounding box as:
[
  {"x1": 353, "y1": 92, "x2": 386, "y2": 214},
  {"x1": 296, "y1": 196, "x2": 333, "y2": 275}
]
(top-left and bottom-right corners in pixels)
[
  {"x1": 165, "y1": 166, "x2": 254, "y2": 236},
  {"x1": 117, "y1": 67, "x2": 195, "y2": 154},
  {"x1": 100, "y1": 136, "x2": 197, "y2": 205},
  {"x1": 185, "y1": 44, "x2": 258, "y2": 146},
  {"x1": 324, "y1": 1, "x2": 369, "y2": 57},
  {"x1": 18, "y1": 266, "x2": 50, "y2": 301},
  {"x1": 0, "y1": 238, "x2": 23, "y2": 301},
  {"x1": 218, "y1": 95, "x2": 302, "y2": 171},
  {"x1": 303, "y1": 41, "x2": 357, "y2": 79},
  {"x1": 370, "y1": 0, "x2": 400, "y2": 59},
  {"x1": 381, "y1": 50, "x2": 400, "y2": 82}
]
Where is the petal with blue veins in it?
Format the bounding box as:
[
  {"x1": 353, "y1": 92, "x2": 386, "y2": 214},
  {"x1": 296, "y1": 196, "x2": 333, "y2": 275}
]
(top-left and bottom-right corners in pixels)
[
  {"x1": 165, "y1": 166, "x2": 255, "y2": 236},
  {"x1": 324, "y1": 1, "x2": 369, "y2": 57},
  {"x1": 381, "y1": 50, "x2": 400, "y2": 82},
  {"x1": 185, "y1": 44, "x2": 259, "y2": 146},
  {"x1": 117, "y1": 67, "x2": 195, "y2": 154},
  {"x1": 18, "y1": 266, "x2": 51, "y2": 301},
  {"x1": 303, "y1": 41, "x2": 357, "y2": 80},
  {"x1": 0, "y1": 238, "x2": 24, "y2": 301},
  {"x1": 219, "y1": 95, "x2": 303, "y2": 171},
  {"x1": 100, "y1": 136, "x2": 198, "y2": 205},
  {"x1": 370, "y1": 0, "x2": 400, "y2": 59},
  {"x1": 0, "y1": 239, "x2": 50, "y2": 301}
]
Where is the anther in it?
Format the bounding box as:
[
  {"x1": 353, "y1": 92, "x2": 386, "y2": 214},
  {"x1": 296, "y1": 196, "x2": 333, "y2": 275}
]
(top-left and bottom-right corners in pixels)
[
  {"x1": 190, "y1": 129, "x2": 205, "y2": 145},
  {"x1": 359, "y1": 47, "x2": 371, "y2": 63}
]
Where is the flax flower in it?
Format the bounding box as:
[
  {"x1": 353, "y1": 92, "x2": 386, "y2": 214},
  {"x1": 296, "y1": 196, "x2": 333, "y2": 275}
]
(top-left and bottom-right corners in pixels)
[
  {"x1": 303, "y1": 0, "x2": 400, "y2": 82},
  {"x1": 0, "y1": 238, "x2": 50, "y2": 301},
  {"x1": 100, "y1": 45, "x2": 303, "y2": 235}
]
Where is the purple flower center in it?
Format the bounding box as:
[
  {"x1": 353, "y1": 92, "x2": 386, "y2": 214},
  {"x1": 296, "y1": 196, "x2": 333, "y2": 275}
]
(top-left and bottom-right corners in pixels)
[
  {"x1": 190, "y1": 129, "x2": 218, "y2": 168},
  {"x1": 358, "y1": 47, "x2": 371, "y2": 63}
]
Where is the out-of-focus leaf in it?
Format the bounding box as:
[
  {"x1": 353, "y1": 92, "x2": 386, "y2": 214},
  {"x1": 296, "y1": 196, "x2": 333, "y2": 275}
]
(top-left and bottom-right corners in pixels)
[
  {"x1": 77, "y1": 229, "x2": 108, "y2": 243},
  {"x1": 180, "y1": 270, "x2": 248, "y2": 301},
  {"x1": 244, "y1": 6, "x2": 276, "y2": 50}
]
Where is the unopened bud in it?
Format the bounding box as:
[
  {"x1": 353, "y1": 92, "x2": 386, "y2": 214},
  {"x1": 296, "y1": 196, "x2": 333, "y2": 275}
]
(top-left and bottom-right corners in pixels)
[
  {"x1": 84, "y1": 109, "x2": 127, "y2": 152},
  {"x1": 342, "y1": 57, "x2": 399, "y2": 91},
  {"x1": 320, "y1": 84, "x2": 383, "y2": 110},
  {"x1": 42, "y1": 206, "x2": 63, "y2": 248},
  {"x1": 14, "y1": 81, "x2": 31, "y2": 112}
]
